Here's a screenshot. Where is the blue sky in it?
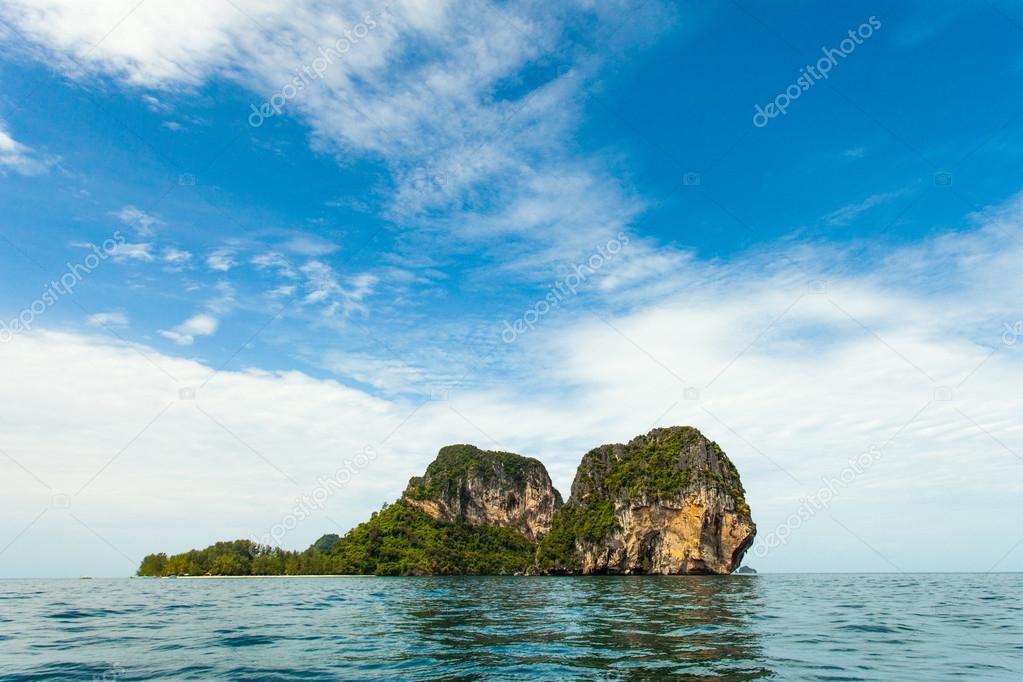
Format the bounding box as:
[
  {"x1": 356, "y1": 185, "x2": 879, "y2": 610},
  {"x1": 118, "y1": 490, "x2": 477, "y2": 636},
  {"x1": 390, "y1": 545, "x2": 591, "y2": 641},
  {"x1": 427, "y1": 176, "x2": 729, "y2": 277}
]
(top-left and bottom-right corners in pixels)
[{"x1": 1, "y1": 0, "x2": 1023, "y2": 577}]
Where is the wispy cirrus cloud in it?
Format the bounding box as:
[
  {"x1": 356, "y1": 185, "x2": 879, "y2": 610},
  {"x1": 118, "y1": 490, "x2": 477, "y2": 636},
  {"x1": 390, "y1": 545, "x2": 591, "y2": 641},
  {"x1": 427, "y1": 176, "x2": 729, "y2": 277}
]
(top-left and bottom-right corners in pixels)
[
  {"x1": 107, "y1": 242, "x2": 154, "y2": 262},
  {"x1": 162, "y1": 247, "x2": 192, "y2": 270},
  {"x1": 86, "y1": 311, "x2": 128, "y2": 328},
  {"x1": 0, "y1": 0, "x2": 671, "y2": 275},
  {"x1": 323, "y1": 350, "x2": 429, "y2": 393},
  {"x1": 300, "y1": 260, "x2": 376, "y2": 319},
  {"x1": 206, "y1": 247, "x2": 237, "y2": 272},
  {"x1": 0, "y1": 119, "x2": 53, "y2": 175},
  {"x1": 206, "y1": 281, "x2": 237, "y2": 315},
  {"x1": 267, "y1": 284, "x2": 296, "y2": 298},
  {"x1": 251, "y1": 251, "x2": 298, "y2": 279},
  {"x1": 282, "y1": 235, "x2": 339, "y2": 257},
  {"x1": 824, "y1": 188, "x2": 909, "y2": 226},
  {"x1": 114, "y1": 205, "x2": 160, "y2": 237}
]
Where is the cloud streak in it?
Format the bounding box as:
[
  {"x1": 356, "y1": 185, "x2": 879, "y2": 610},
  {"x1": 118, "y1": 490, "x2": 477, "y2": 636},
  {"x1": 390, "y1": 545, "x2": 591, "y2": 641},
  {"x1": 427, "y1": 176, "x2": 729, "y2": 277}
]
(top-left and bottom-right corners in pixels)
[{"x1": 0, "y1": 119, "x2": 52, "y2": 175}]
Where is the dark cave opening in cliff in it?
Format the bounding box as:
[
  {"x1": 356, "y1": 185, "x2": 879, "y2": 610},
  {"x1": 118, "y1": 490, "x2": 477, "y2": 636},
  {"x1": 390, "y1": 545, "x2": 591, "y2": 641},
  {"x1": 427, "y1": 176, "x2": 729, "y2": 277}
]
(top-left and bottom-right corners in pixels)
[{"x1": 638, "y1": 533, "x2": 661, "y2": 574}]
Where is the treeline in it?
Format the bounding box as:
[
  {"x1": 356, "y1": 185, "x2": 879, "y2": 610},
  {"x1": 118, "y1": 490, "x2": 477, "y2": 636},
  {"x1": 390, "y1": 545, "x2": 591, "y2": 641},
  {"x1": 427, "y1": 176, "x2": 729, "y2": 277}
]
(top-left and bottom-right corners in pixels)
[
  {"x1": 137, "y1": 539, "x2": 335, "y2": 576},
  {"x1": 137, "y1": 501, "x2": 536, "y2": 577}
]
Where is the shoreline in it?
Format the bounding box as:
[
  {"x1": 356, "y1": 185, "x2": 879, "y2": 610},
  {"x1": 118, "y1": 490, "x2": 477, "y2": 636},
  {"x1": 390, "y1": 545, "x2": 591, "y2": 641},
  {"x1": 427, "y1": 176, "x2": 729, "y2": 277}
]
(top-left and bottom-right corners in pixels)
[
  {"x1": 158, "y1": 574, "x2": 374, "y2": 579},
  {"x1": 146, "y1": 573, "x2": 752, "y2": 579}
]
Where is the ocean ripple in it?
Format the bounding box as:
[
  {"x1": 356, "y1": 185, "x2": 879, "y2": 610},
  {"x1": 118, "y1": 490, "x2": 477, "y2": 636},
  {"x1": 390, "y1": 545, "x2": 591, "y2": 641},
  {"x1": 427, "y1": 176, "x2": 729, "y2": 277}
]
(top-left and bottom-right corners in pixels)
[{"x1": 0, "y1": 574, "x2": 1020, "y2": 680}]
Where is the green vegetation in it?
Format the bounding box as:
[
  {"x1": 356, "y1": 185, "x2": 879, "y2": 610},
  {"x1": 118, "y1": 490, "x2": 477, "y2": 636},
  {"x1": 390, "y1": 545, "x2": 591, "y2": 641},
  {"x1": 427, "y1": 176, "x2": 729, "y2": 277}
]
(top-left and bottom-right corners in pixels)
[
  {"x1": 136, "y1": 540, "x2": 333, "y2": 577},
  {"x1": 404, "y1": 444, "x2": 538, "y2": 501},
  {"x1": 577, "y1": 427, "x2": 749, "y2": 511},
  {"x1": 329, "y1": 500, "x2": 535, "y2": 575},
  {"x1": 137, "y1": 502, "x2": 536, "y2": 577},
  {"x1": 594, "y1": 427, "x2": 700, "y2": 499},
  {"x1": 138, "y1": 445, "x2": 545, "y2": 578},
  {"x1": 311, "y1": 533, "x2": 340, "y2": 552},
  {"x1": 535, "y1": 499, "x2": 619, "y2": 572}
]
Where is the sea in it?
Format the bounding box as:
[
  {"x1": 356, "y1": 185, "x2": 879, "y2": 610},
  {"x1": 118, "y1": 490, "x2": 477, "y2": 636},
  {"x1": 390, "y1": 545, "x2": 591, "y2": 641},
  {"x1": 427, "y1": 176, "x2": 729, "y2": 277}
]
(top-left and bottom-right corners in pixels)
[{"x1": 1, "y1": 574, "x2": 1020, "y2": 680}]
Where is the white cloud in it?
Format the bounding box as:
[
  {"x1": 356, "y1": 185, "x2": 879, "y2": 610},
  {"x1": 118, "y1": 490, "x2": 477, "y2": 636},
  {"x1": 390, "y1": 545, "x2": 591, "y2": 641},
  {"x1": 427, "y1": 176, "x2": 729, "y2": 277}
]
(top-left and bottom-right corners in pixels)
[
  {"x1": 86, "y1": 311, "x2": 128, "y2": 327},
  {"x1": 206, "y1": 247, "x2": 236, "y2": 272},
  {"x1": 0, "y1": 119, "x2": 52, "y2": 175},
  {"x1": 282, "y1": 236, "x2": 339, "y2": 257},
  {"x1": 323, "y1": 351, "x2": 429, "y2": 393},
  {"x1": 108, "y1": 242, "x2": 154, "y2": 262},
  {"x1": 267, "y1": 284, "x2": 296, "y2": 298},
  {"x1": 206, "y1": 281, "x2": 236, "y2": 315},
  {"x1": 114, "y1": 205, "x2": 160, "y2": 237},
  {"x1": 251, "y1": 251, "x2": 297, "y2": 278},
  {"x1": 0, "y1": 0, "x2": 247, "y2": 85},
  {"x1": 163, "y1": 247, "x2": 191, "y2": 263},
  {"x1": 162, "y1": 247, "x2": 192, "y2": 268},
  {"x1": 300, "y1": 260, "x2": 376, "y2": 319},
  {"x1": 158, "y1": 313, "x2": 218, "y2": 345},
  {"x1": 141, "y1": 94, "x2": 172, "y2": 113},
  {"x1": 824, "y1": 189, "x2": 909, "y2": 226}
]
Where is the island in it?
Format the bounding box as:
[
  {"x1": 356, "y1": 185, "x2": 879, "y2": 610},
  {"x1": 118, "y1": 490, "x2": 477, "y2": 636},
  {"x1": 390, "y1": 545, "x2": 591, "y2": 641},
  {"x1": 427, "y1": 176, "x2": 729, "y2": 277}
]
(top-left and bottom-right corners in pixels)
[{"x1": 137, "y1": 426, "x2": 756, "y2": 576}]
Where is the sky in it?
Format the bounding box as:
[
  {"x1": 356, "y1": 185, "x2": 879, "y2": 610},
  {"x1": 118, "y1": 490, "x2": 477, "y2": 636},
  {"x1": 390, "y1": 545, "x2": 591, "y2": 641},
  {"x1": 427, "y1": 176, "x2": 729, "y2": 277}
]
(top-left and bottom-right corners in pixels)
[{"x1": 1, "y1": 0, "x2": 1022, "y2": 577}]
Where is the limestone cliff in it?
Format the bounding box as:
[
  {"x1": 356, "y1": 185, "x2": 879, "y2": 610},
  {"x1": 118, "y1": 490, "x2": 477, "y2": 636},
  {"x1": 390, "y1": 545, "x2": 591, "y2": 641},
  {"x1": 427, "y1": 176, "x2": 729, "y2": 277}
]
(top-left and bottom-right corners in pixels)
[
  {"x1": 402, "y1": 444, "x2": 563, "y2": 542},
  {"x1": 537, "y1": 426, "x2": 755, "y2": 574}
]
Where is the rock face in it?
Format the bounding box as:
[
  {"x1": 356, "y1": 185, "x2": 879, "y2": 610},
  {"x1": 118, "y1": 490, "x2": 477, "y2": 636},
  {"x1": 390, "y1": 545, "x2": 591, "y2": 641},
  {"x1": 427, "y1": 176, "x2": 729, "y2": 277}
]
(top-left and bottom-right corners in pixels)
[
  {"x1": 537, "y1": 426, "x2": 755, "y2": 574},
  {"x1": 402, "y1": 444, "x2": 563, "y2": 542}
]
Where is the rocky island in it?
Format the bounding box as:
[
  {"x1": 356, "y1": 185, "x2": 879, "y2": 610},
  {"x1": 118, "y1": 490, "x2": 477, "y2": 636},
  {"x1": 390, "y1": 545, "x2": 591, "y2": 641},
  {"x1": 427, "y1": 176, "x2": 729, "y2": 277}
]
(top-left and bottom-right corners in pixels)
[
  {"x1": 536, "y1": 427, "x2": 755, "y2": 574},
  {"x1": 403, "y1": 444, "x2": 563, "y2": 542},
  {"x1": 138, "y1": 426, "x2": 755, "y2": 577}
]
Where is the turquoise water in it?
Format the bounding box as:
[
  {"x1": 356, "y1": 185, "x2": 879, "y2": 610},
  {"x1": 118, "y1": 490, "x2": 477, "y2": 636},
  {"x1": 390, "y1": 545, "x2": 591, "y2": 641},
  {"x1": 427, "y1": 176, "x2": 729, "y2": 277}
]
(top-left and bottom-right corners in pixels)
[{"x1": 1, "y1": 574, "x2": 1020, "y2": 680}]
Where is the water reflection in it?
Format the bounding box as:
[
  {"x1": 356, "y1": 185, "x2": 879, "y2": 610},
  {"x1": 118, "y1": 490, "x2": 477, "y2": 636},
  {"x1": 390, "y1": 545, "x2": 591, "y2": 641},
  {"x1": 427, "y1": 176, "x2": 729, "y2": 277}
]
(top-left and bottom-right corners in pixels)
[
  {"x1": 400, "y1": 576, "x2": 773, "y2": 680},
  {"x1": 4, "y1": 575, "x2": 1021, "y2": 679}
]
